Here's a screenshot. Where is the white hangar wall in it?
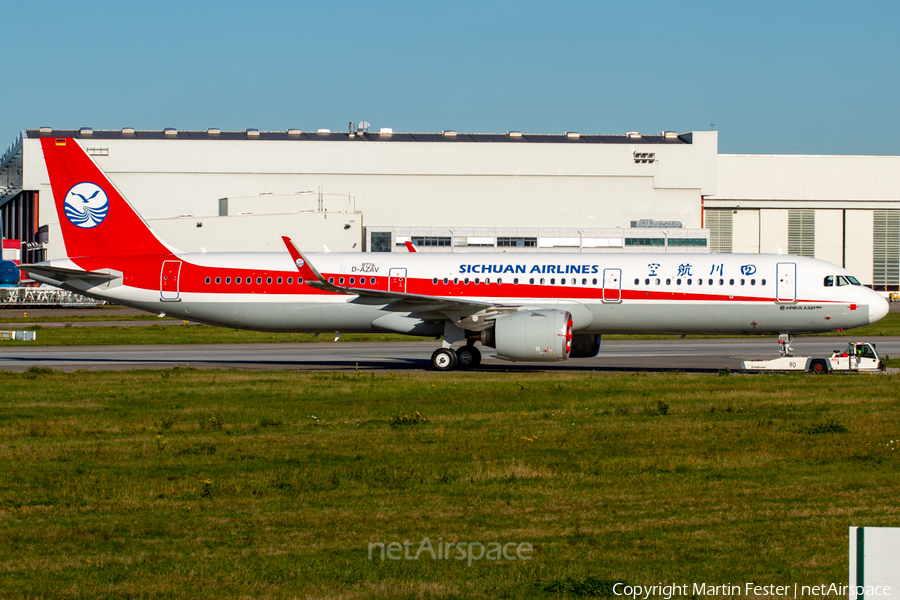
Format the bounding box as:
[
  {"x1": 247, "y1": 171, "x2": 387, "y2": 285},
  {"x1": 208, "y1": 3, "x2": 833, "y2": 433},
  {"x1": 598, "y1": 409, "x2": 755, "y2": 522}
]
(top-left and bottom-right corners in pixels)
[
  {"x1": 705, "y1": 154, "x2": 900, "y2": 290},
  {"x1": 18, "y1": 130, "x2": 716, "y2": 260}
]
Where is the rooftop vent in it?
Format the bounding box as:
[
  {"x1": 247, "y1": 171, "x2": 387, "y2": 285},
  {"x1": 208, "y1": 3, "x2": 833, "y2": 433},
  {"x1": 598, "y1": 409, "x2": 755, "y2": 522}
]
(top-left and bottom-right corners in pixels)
[
  {"x1": 79, "y1": 127, "x2": 93, "y2": 137},
  {"x1": 626, "y1": 131, "x2": 641, "y2": 139},
  {"x1": 39, "y1": 126, "x2": 52, "y2": 134},
  {"x1": 286, "y1": 129, "x2": 301, "y2": 135},
  {"x1": 442, "y1": 130, "x2": 457, "y2": 137},
  {"x1": 378, "y1": 128, "x2": 393, "y2": 134},
  {"x1": 507, "y1": 131, "x2": 522, "y2": 137},
  {"x1": 565, "y1": 131, "x2": 580, "y2": 139},
  {"x1": 164, "y1": 128, "x2": 178, "y2": 136},
  {"x1": 317, "y1": 129, "x2": 331, "y2": 134},
  {"x1": 121, "y1": 127, "x2": 135, "y2": 135},
  {"x1": 663, "y1": 131, "x2": 679, "y2": 139},
  {"x1": 207, "y1": 128, "x2": 221, "y2": 135},
  {"x1": 246, "y1": 128, "x2": 260, "y2": 137}
]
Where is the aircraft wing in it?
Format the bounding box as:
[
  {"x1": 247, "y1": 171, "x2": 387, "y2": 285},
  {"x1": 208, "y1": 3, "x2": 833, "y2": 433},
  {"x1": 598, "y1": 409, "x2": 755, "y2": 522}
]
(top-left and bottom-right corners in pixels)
[
  {"x1": 19, "y1": 263, "x2": 122, "y2": 284},
  {"x1": 281, "y1": 237, "x2": 498, "y2": 312}
]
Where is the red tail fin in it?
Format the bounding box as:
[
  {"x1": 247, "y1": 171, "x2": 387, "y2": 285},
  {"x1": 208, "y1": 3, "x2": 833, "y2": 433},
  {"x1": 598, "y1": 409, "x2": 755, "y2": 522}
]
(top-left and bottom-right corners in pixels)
[{"x1": 41, "y1": 137, "x2": 171, "y2": 258}]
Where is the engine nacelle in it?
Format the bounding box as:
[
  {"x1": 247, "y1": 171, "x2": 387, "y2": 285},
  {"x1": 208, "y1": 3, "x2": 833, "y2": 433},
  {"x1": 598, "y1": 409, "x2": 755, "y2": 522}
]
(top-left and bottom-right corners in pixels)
[
  {"x1": 570, "y1": 334, "x2": 601, "y2": 358},
  {"x1": 481, "y1": 309, "x2": 572, "y2": 362}
]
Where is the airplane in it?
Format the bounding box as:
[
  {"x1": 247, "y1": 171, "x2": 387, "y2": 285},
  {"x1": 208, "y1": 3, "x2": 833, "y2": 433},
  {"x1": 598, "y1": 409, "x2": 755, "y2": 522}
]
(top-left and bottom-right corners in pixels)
[{"x1": 20, "y1": 137, "x2": 890, "y2": 371}]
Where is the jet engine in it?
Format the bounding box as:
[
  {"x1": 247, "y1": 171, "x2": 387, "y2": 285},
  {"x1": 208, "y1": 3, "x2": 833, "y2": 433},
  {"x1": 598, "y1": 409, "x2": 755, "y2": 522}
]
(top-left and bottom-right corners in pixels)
[{"x1": 480, "y1": 309, "x2": 572, "y2": 362}]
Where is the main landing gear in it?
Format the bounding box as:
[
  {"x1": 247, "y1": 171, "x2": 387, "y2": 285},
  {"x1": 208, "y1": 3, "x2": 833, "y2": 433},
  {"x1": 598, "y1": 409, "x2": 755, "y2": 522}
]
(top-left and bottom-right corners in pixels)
[{"x1": 431, "y1": 344, "x2": 482, "y2": 371}]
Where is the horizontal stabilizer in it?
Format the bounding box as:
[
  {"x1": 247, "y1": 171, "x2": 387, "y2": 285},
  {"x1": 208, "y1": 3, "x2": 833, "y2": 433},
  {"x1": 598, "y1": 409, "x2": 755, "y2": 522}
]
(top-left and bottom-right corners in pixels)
[{"x1": 19, "y1": 263, "x2": 122, "y2": 284}]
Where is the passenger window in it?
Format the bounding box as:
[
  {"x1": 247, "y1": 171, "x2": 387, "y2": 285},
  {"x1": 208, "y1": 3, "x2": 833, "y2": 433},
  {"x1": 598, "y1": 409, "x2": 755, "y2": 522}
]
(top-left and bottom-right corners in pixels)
[
  {"x1": 655, "y1": 278, "x2": 660, "y2": 285},
  {"x1": 530, "y1": 278, "x2": 535, "y2": 284},
  {"x1": 750, "y1": 279, "x2": 756, "y2": 285},
  {"x1": 298, "y1": 278, "x2": 304, "y2": 284},
  {"x1": 687, "y1": 279, "x2": 692, "y2": 285},
  {"x1": 268, "y1": 277, "x2": 273, "y2": 284},
  {"x1": 349, "y1": 277, "x2": 355, "y2": 285},
  {"x1": 582, "y1": 278, "x2": 587, "y2": 285},
  {"x1": 644, "y1": 278, "x2": 650, "y2": 285},
  {"x1": 338, "y1": 277, "x2": 344, "y2": 284},
  {"x1": 592, "y1": 278, "x2": 598, "y2": 285},
  {"x1": 215, "y1": 277, "x2": 221, "y2": 284},
  {"x1": 475, "y1": 278, "x2": 480, "y2": 284},
  {"x1": 540, "y1": 278, "x2": 545, "y2": 285},
  {"x1": 205, "y1": 277, "x2": 210, "y2": 284},
  {"x1": 697, "y1": 279, "x2": 702, "y2": 286},
  {"x1": 288, "y1": 277, "x2": 293, "y2": 284},
  {"x1": 226, "y1": 277, "x2": 231, "y2": 284},
  {"x1": 497, "y1": 278, "x2": 502, "y2": 284},
  {"x1": 236, "y1": 277, "x2": 242, "y2": 284},
  {"x1": 741, "y1": 279, "x2": 745, "y2": 285},
  {"x1": 761, "y1": 279, "x2": 767, "y2": 285},
  {"x1": 708, "y1": 279, "x2": 713, "y2": 285},
  {"x1": 277, "y1": 277, "x2": 283, "y2": 284},
  {"x1": 432, "y1": 278, "x2": 437, "y2": 284},
  {"x1": 729, "y1": 279, "x2": 734, "y2": 285},
  {"x1": 464, "y1": 278, "x2": 469, "y2": 284},
  {"x1": 550, "y1": 278, "x2": 556, "y2": 284},
  {"x1": 454, "y1": 278, "x2": 459, "y2": 284},
  {"x1": 666, "y1": 278, "x2": 671, "y2": 285},
  {"x1": 327, "y1": 278, "x2": 333, "y2": 284},
  {"x1": 676, "y1": 278, "x2": 681, "y2": 285},
  {"x1": 719, "y1": 279, "x2": 724, "y2": 285},
  {"x1": 635, "y1": 278, "x2": 640, "y2": 285},
  {"x1": 824, "y1": 276, "x2": 834, "y2": 287},
  {"x1": 443, "y1": 278, "x2": 448, "y2": 284}
]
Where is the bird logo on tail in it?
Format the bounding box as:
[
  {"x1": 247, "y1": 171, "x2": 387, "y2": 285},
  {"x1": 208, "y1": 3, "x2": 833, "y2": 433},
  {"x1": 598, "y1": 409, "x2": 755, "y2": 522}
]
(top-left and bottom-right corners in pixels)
[{"x1": 63, "y1": 182, "x2": 110, "y2": 229}]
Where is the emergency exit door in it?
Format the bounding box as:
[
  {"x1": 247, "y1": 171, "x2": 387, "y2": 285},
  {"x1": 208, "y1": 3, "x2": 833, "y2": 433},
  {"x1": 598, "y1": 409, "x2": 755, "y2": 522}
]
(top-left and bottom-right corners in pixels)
[
  {"x1": 602, "y1": 268, "x2": 622, "y2": 302},
  {"x1": 160, "y1": 260, "x2": 182, "y2": 301},
  {"x1": 776, "y1": 262, "x2": 797, "y2": 303},
  {"x1": 389, "y1": 268, "x2": 407, "y2": 293}
]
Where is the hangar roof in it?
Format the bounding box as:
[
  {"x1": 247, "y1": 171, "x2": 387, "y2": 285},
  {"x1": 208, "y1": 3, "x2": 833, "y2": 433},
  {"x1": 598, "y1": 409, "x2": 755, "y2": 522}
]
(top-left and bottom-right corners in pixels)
[{"x1": 24, "y1": 128, "x2": 692, "y2": 145}]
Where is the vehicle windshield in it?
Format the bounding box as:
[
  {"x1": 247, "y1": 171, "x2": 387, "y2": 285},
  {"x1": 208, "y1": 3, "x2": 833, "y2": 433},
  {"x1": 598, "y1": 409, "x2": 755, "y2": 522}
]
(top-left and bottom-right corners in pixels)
[
  {"x1": 836, "y1": 276, "x2": 850, "y2": 286},
  {"x1": 847, "y1": 275, "x2": 861, "y2": 286}
]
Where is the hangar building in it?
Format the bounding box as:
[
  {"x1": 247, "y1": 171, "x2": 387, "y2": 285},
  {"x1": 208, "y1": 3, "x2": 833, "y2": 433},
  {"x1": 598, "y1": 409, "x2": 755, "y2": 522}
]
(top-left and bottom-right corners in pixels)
[{"x1": 0, "y1": 127, "x2": 897, "y2": 291}]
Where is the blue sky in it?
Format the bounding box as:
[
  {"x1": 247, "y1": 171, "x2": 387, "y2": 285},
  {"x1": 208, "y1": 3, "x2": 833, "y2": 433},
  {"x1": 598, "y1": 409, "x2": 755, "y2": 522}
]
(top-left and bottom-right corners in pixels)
[{"x1": 4, "y1": 1, "x2": 899, "y2": 155}]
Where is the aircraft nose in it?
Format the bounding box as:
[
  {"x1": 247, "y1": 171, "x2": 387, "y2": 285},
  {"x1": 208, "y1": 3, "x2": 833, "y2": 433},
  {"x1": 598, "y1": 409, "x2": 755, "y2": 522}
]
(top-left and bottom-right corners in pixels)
[{"x1": 869, "y1": 292, "x2": 890, "y2": 324}]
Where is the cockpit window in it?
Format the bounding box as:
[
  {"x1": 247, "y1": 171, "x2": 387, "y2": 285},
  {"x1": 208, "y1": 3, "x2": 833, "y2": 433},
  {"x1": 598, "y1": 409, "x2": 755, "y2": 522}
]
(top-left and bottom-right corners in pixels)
[
  {"x1": 824, "y1": 276, "x2": 834, "y2": 287},
  {"x1": 847, "y1": 275, "x2": 861, "y2": 286},
  {"x1": 836, "y1": 276, "x2": 850, "y2": 286}
]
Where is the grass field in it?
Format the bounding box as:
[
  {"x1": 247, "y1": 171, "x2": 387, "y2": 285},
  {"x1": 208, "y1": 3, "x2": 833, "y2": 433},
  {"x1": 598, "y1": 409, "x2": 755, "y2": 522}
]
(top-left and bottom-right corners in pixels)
[{"x1": 1, "y1": 369, "x2": 898, "y2": 599}]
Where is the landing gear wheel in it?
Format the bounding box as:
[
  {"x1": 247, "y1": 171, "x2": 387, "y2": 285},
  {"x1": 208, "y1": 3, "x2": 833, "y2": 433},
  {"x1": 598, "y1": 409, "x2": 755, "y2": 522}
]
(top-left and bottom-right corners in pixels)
[
  {"x1": 456, "y1": 345, "x2": 481, "y2": 369},
  {"x1": 809, "y1": 360, "x2": 827, "y2": 374},
  {"x1": 431, "y1": 348, "x2": 458, "y2": 371}
]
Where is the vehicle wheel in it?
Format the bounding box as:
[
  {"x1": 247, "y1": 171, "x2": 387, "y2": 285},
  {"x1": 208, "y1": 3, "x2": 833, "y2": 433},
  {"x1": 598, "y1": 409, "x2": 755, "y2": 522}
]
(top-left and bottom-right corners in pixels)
[
  {"x1": 809, "y1": 360, "x2": 827, "y2": 374},
  {"x1": 431, "y1": 348, "x2": 457, "y2": 371},
  {"x1": 457, "y1": 345, "x2": 481, "y2": 369}
]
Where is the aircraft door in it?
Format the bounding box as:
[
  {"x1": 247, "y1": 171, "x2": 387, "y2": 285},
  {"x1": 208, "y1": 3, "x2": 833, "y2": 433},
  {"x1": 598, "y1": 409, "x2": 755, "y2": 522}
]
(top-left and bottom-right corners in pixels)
[
  {"x1": 160, "y1": 260, "x2": 182, "y2": 301},
  {"x1": 389, "y1": 268, "x2": 407, "y2": 293},
  {"x1": 602, "y1": 268, "x2": 622, "y2": 302},
  {"x1": 776, "y1": 262, "x2": 797, "y2": 303}
]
